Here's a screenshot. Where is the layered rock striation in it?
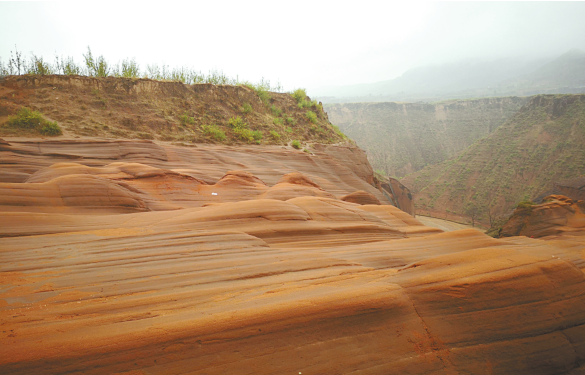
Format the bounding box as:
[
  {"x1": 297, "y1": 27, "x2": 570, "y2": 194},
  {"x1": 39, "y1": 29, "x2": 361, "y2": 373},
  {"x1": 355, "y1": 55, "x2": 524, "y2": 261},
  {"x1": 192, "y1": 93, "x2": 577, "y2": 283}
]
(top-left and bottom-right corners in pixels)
[
  {"x1": 500, "y1": 194, "x2": 585, "y2": 242},
  {"x1": 1, "y1": 137, "x2": 585, "y2": 374}
]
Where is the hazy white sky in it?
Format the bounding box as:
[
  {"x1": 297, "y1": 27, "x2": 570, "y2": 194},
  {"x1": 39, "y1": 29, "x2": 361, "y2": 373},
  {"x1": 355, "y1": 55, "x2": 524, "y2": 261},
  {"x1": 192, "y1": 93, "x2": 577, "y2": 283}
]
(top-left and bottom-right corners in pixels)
[{"x1": 1, "y1": 1, "x2": 584, "y2": 93}]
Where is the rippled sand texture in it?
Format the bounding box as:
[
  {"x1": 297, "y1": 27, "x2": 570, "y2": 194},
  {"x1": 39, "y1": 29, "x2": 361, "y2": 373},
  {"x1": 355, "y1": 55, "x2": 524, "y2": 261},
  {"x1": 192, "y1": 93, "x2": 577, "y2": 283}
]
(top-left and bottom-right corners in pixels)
[{"x1": 1, "y1": 139, "x2": 585, "y2": 374}]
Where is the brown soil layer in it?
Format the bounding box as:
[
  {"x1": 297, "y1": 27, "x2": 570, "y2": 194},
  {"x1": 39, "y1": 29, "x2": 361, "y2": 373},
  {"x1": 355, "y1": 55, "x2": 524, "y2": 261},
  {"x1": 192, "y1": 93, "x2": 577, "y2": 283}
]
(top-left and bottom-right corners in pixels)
[{"x1": 0, "y1": 75, "x2": 344, "y2": 145}]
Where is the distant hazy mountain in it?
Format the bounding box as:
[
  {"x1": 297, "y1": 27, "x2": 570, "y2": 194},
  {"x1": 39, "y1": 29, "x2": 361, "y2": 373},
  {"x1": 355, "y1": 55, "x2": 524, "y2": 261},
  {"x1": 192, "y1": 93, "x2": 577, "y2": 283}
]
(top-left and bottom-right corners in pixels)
[
  {"x1": 508, "y1": 49, "x2": 585, "y2": 89},
  {"x1": 314, "y1": 50, "x2": 585, "y2": 103}
]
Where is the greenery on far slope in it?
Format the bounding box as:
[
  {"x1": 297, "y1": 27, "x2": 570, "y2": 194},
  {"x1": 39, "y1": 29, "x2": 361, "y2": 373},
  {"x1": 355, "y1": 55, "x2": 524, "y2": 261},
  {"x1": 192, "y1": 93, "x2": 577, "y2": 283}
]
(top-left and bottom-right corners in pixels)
[
  {"x1": 402, "y1": 94, "x2": 585, "y2": 224},
  {"x1": 325, "y1": 97, "x2": 526, "y2": 178}
]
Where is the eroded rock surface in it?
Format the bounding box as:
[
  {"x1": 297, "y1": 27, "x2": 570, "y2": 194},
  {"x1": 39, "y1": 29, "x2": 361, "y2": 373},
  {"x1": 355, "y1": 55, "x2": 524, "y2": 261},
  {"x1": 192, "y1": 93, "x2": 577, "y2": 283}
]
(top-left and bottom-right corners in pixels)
[
  {"x1": 341, "y1": 190, "x2": 381, "y2": 205},
  {"x1": 501, "y1": 194, "x2": 585, "y2": 242},
  {"x1": 1, "y1": 139, "x2": 585, "y2": 374}
]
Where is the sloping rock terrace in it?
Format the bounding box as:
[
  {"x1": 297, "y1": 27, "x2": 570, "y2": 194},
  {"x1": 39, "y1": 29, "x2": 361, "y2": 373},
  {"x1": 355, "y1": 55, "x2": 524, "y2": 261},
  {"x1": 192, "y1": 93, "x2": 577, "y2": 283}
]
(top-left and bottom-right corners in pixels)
[{"x1": 1, "y1": 138, "x2": 584, "y2": 374}]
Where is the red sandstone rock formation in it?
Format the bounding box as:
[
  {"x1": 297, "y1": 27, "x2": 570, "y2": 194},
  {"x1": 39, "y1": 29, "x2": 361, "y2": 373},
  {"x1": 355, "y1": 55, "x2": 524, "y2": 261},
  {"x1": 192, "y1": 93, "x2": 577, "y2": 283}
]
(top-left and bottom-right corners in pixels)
[
  {"x1": 500, "y1": 194, "x2": 585, "y2": 241},
  {"x1": 1, "y1": 139, "x2": 585, "y2": 374},
  {"x1": 375, "y1": 176, "x2": 415, "y2": 216},
  {"x1": 341, "y1": 190, "x2": 381, "y2": 205}
]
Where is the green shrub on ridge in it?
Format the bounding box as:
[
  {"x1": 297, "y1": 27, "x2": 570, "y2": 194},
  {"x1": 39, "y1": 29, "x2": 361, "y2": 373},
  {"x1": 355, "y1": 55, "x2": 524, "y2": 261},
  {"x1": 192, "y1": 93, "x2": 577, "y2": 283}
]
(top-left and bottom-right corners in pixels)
[
  {"x1": 515, "y1": 200, "x2": 535, "y2": 209},
  {"x1": 291, "y1": 88, "x2": 306, "y2": 103}
]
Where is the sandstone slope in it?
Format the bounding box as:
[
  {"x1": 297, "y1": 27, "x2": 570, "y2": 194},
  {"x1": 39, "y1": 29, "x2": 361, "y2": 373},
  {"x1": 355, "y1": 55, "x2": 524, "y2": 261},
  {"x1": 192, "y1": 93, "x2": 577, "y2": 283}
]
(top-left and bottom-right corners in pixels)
[{"x1": 1, "y1": 137, "x2": 585, "y2": 374}]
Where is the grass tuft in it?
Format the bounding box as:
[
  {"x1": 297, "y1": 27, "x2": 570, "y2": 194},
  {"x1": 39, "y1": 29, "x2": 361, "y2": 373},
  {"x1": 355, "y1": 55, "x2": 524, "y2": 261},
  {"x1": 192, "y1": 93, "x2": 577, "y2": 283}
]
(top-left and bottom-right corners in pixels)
[
  {"x1": 180, "y1": 112, "x2": 195, "y2": 126},
  {"x1": 270, "y1": 104, "x2": 282, "y2": 117},
  {"x1": 228, "y1": 116, "x2": 247, "y2": 129},
  {"x1": 242, "y1": 103, "x2": 253, "y2": 114},
  {"x1": 202, "y1": 124, "x2": 226, "y2": 141},
  {"x1": 228, "y1": 116, "x2": 262, "y2": 143},
  {"x1": 515, "y1": 200, "x2": 535, "y2": 209},
  {"x1": 0, "y1": 45, "x2": 286, "y2": 92},
  {"x1": 291, "y1": 88, "x2": 307, "y2": 103},
  {"x1": 40, "y1": 122, "x2": 62, "y2": 136},
  {"x1": 306, "y1": 111, "x2": 317, "y2": 123},
  {"x1": 6, "y1": 107, "x2": 62, "y2": 136}
]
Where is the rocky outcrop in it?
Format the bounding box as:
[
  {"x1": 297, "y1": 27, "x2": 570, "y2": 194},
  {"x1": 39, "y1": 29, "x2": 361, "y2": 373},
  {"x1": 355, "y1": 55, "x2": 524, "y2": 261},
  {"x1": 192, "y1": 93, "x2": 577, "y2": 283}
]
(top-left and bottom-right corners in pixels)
[
  {"x1": 523, "y1": 93, "x2": 585, "y2": 118},
  {"x1": 311, "y1": 143, "x2": 375, "y2": 184},
  {"x1": 2, "y1": 206, "x2": 585, "y2": 374},
  {"x1": 374, "y1": 176, "x2": 415, "y2": 216},
  {"x1": 0, "y1": 138, "x2": 389, "y2": 210},
  {"x1": 500, "y1": 194, "x2": 585, "y2": 240},
  {"x1": 341, "y1": 190, "x2": 381, "y2": 205}
]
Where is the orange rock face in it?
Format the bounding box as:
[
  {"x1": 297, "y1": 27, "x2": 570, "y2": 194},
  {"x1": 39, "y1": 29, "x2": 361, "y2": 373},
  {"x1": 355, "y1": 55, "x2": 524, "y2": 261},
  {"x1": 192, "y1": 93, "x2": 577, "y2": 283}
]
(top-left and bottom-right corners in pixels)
[
  {"x1": 1, "y1": 139, "x2": 585, "y2": 374},
  {"x1": 375, "y1": 177, "x2": 415, "y2": 216},
  {"x1": 341, "y1": 190, "x2": 381, "y2": 205},
  {"x1": 501, "y1": 194, "x2": 585, "y2": 242}
]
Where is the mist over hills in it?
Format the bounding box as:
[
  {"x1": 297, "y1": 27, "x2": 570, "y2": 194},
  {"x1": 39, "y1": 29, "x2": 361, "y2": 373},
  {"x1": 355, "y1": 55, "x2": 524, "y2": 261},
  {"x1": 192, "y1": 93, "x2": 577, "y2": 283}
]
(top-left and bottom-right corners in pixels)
[
  {"x1": 315, "y1": 49, "x2": 585, "y2": 103},
  {"x1": 517, "y1": 49, "x2": 585, "y2": 88}
]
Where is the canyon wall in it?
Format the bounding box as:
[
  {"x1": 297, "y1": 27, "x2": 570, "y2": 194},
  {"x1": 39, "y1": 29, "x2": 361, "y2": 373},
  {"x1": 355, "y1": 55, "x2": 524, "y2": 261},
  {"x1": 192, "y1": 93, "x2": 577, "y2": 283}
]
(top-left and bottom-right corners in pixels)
[
  {"x1": 325, "y1": 97, "x2": 526, "y2": 177},
  {"x1": 403, "y1": 94, "x2": 585, "y2": 225}
]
